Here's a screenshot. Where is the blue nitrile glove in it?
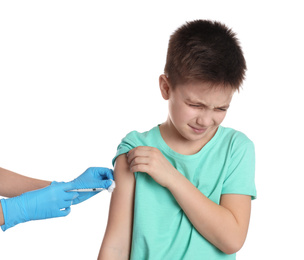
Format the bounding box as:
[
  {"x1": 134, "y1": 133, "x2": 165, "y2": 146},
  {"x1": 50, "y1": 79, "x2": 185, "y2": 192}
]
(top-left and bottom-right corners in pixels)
[
  {"x1": 0, "y1": 181, "x2": 78, "y2": 231},
  {"x1": 69, "y1": 167, "x2": 114, "y2": 205}
]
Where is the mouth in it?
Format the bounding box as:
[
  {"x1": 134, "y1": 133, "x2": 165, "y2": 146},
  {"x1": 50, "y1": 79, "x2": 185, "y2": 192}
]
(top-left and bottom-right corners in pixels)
[{"x1": 189, "y1": 125, "x2": 207, "y2": 134}]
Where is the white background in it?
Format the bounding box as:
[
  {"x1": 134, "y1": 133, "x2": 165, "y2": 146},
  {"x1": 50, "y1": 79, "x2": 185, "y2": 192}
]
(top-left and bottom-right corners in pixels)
[{"x1": 1, "y1": 1, "x2": 303, "y2": 259}]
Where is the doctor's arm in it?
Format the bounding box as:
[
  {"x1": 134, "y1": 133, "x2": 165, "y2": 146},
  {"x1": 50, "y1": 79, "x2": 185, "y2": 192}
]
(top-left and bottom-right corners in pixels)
[
  {"x1": 98, "y1": 154, "x2": 135, "y2": 260},
  {"x1": 0, "y1": 166, "x2": 114, "y2": 231},
  {"x1": 0, "y1": 167, "x2": 51, "y2": 227},
  {"x1": 0, "y1": 167, "x2": 51, "y2": 198},
  {"x1": 0, "y1": 166, "x2": 113, "y2": 203}
]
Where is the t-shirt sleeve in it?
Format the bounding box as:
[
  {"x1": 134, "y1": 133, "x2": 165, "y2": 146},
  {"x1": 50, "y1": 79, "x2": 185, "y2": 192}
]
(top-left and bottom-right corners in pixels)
[
  {"x1": 222, "y1": 137, "x2": 257, "y2": 200},
  {"x1": 112, "y1": 133, "x2": 137, "y2": 166}
]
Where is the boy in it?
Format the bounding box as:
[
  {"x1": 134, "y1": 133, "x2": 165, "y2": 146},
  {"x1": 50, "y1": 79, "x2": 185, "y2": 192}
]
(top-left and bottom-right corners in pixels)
[{"x1": 98, "y1": 20, "x2": 256, "y2": 259}]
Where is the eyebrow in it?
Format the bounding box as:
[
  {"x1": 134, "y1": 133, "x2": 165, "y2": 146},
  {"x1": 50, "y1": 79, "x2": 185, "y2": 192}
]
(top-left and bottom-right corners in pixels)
[{"x1": 185, "y1": 98, "x2": 230, "y2": 109}]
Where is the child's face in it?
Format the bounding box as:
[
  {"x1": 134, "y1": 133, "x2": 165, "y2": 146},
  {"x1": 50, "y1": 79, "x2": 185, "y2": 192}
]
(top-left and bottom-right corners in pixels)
[{"x1": 163, "y1": 78, "x2": 234, "y2": 144}]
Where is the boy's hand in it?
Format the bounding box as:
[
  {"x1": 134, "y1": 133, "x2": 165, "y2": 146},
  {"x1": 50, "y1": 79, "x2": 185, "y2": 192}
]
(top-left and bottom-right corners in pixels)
[{"x1": 127, "y1": 146, "x2": 178, "y2": 188}]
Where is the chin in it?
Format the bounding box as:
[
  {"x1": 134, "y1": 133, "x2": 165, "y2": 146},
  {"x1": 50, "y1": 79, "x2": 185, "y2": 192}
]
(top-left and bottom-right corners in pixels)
[{"x1": 189, "y1": 126, "x2": 216, "y2": 140}]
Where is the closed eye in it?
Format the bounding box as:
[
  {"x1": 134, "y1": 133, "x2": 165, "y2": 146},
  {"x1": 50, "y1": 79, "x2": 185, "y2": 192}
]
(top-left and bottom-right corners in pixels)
[
  {"x1": 187, "y1": 101, "x2": 229, "y2": 111},
  {"x1": 189, "y1": 104, "x2": 201, "y2": 108},
  {"x1": 216, "y1": 108, "x2": 228, "y2": 112}
]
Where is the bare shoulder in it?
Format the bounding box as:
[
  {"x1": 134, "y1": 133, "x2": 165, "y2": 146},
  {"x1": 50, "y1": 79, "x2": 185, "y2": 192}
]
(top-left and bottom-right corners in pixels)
[
  {"x1": 114, "y1": 154, "x2": 136, "y2": 189},
  {"x1": 108, "y1": 154, "x2": 136, "y2": 216}
]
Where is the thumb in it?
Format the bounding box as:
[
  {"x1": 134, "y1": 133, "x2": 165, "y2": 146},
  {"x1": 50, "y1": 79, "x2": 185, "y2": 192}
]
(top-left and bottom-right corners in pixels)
[
  {"x1": 96, "y1": 179, "x2": 113, "y2": 189},
  {"x1": 104, "y1": 179, "x2": 114, "y2": 189}
]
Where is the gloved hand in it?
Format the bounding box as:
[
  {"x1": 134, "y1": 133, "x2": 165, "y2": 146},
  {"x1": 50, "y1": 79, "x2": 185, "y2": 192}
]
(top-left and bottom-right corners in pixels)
[
  {"x1": 68, "y1": 167, "x2": 114, "y2": 205},
  {"x1": 0, "y1": 181, "x2": 78, "y2": 231}
]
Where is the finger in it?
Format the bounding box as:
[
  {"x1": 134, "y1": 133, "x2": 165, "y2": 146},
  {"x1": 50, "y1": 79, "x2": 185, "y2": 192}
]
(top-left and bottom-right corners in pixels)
[
  {"x1": 80, "y1": 179, "x2": 113, "y2": 190},
  {"x1": 72, "y1": 192, "x2": 97, "y2": 205},
  {"x1": 57, "y1": 207, "x2": 71, "y2": 217},
  {"x1": 59, "y1": 199, "x2": 74, "y2": 209},
  {"x1": 130, "y1": 163, "x2": 150, "y2": 174},
  {"x1": 72, "y1": 197, "x2": 80, "y2": 205},
  {"x1": 63, "y1": 191, "x2": 79, "y2": 201},
  {"x1": 129, "y1": 156, "x2": 149, "y2": 168},
  {"x1": 59, "y1": 182, "x2": 75, "y2": 192},
  {"x1": 128, "y1": 155, "x2": 150, "y2": 168},
  {"x1": 65, "y1": 191, "x2": 79, "y2": 200},
  {"x1": 128, "y1": 146, "x2": 152, "y2": 156},
  {"x1": 128, "y1": 146, "x2": 149, "y2": 157},
  {"x1": 101, "y1": 179, "x2": 113, "y2": 188},
  {"x1": 98, "y1": 168, "x2": 114, "y2": 180},
  {"x1": 127, "y1": 147, "x2": 152, "y2": 164}
]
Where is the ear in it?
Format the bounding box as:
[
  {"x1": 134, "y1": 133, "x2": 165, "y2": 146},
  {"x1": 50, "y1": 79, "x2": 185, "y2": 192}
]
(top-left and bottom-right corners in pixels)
[{"x1": 159, "y1": 74, "x2": 171, "y2": 100}]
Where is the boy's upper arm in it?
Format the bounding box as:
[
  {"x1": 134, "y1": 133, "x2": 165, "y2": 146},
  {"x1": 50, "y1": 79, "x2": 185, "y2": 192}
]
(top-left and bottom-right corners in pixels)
[
  {"x1": 98, "y1": 154, "x2": 135, "y2": 260},
  {"x1": 220, "y1": 194, "x2": 252, "y2": 241}
]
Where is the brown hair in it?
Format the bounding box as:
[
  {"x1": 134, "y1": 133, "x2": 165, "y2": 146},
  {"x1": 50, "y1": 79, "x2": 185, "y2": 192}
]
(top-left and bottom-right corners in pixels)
[{"x1": 164, "y1": 20, "x2": 247, "y2": 91}]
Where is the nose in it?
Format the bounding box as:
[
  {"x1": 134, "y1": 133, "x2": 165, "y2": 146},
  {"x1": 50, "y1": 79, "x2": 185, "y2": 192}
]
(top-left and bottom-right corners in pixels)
[{"x1": 196, "y1": 109, "x2": 213, "y2": 127}]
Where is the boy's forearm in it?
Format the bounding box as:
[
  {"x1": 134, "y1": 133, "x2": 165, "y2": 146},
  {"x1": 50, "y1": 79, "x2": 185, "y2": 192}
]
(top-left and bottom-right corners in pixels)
[
  {"x1": 0, "y1": 167, "x2": 51, "y2": 197},
  {"x1": 168, "y1": 171, "x2": 249, "y2": 254},
  {"x1": 98, "y1": 245, "x2": 130, "y2": 260}
]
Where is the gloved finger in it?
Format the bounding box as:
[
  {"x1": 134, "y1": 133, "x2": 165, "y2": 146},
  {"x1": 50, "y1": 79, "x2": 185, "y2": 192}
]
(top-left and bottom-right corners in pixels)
[
  {"x1": 71, "y1": 197, "x2": 81, "y2": 205},
  {"x1": 101, "y1": 179, "x2": 113, "y2": 189},
  {"x1": 72, "y1": 192, "x2": 97, "y2": 205},
  {"x1": 57, "y1": 207, "x2": 71, "y2": 217},
  {"x1": 50, "y1": 181, "x2": 76, "y2": 194},
  {"x1": 62, "y1": 190, "x2": 79, "y2": 201},
  {"x1": 71, "y1": 178, "x2": 113, "y2": 190},
  {"x1": 98, "y1": 168, "x2": 114, "y2": 180},
  {"x1": 81, "y1": 179, "x2": 113, "y2": 189},
  {"x1": 55, "y1": 196, "x2": 74, "y2": 209},
  {"x1": 59, "y1": 182, "x2": 76, "y2": 192}
]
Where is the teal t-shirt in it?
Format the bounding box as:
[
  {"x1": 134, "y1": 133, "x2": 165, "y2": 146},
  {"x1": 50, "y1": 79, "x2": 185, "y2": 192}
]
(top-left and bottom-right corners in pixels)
[{"x1": 113, "y1": 125, "x2": 256, "y2": 260}]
